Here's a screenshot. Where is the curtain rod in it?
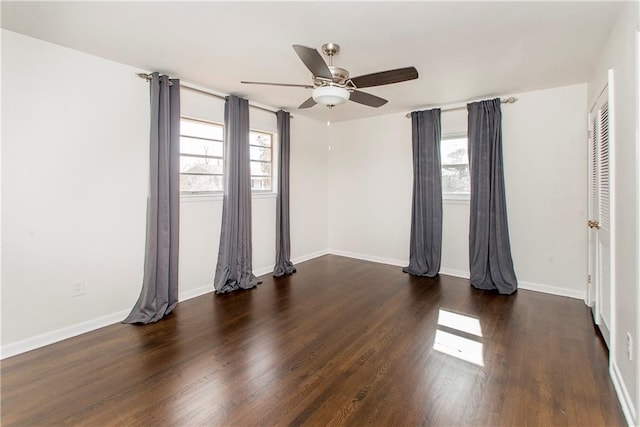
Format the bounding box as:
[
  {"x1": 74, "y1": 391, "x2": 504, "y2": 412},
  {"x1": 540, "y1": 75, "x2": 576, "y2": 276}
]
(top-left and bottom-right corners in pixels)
[
  {"x1": 136, "y1": 73, "x2": 293, "y2": 118},
  {"x1": 405, "y1": 97, "x2": 518, "y2": 118}
]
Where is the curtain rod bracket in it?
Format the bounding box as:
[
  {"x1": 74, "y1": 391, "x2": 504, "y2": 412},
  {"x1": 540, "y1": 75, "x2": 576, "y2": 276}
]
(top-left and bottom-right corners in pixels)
[{"x1": 137, "y1": 72, "x2": 173, "y2": 86}]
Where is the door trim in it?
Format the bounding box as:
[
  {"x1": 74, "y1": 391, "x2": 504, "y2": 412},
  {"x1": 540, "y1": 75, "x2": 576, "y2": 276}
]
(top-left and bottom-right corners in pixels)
[
  {"x1": 587, "y1": 71, "x2": 616, "y2": 353},
  {"x1": 606, "y1": 68, "x2": 616, "y2": 362}
]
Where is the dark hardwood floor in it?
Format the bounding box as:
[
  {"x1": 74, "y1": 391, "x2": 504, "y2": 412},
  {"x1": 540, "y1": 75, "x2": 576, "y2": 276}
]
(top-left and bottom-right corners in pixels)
[{"x1": 2, "y1": 255, "x2": 625, "y2": 426}]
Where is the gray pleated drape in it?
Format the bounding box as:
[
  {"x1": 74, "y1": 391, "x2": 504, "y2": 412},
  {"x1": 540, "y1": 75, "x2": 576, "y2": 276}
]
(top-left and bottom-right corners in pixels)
[
  {"x1": 124, "y1": 73, "x2": 180, "y2": 324},
  {"x1": 467, "y1": 98, "x2": 517, "y2": 295},
  {"x1": 403, "y1": 109, "x2": 442, "y2": 277},
  {"x1": 273, "y1": 110, "x2": 296, "y2": 277},
  {"x1": 213, "y1": 95, "x2": 260, "y2": 294}
]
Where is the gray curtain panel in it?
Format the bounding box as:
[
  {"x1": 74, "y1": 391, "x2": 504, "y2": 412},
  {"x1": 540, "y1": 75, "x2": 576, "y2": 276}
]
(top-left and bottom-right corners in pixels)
[
  {"x1": 273, "y1": 110, "x2": 296, "y2": 277},
  {"x1": 213, "y1": 95, "x2": 260, "y2": 293},
  {"x1": 467, "y1": 98, "x2": 518, "y2": 295},
  {"x1": 124, "y1": 73, "x2": 180, "y2": 324},
  {"x1": 403, "y1": 109, "x2": 443, "y2": 277}
]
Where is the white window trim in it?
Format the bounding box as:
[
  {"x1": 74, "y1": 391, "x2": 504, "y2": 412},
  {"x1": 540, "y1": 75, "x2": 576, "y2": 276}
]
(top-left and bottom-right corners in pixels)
[
  {"x1": 443, "y1": 193, "x2": 470, "y2": 203},
  {"x1": 179, "y1": 117, "x2": 277, "y2": 195},
  {"x1": 252, "y1": 191, "x2": 277, "y2": 199},
  {"x1": 179, "y1": 117, "x2": 225, "y2": 195},
  {"x1": 180, "y1": 191, "x2": 277, "y2": 203},
  {"x1": 441, "y1": 132, "x2": 470, "y2": 202},
  {"x1": 249, "y1": 128, "x2": 276, "y2": 193},
  {"x1": 181, "y1": 192, "x2": 223, "y2": 203}
]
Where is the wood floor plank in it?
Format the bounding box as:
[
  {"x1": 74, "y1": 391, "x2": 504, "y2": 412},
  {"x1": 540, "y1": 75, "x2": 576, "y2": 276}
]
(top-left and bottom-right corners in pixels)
[{"x1": 1, "y1": 255, "x2": 626, "y2": 426}]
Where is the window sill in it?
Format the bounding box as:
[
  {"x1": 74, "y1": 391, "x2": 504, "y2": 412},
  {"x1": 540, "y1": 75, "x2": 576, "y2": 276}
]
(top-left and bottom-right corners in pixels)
[
  {"x1": 181, "y1": 192, "x2": 223, "y2": 203},
  {"x1": 443, "y1": 194, "x2": 470, "y2": 204},
  {"x1": 180, "y1": 192, "x2": 277, "y2": 203},
  {"x1": 252, "y1": 192, "x2": 277, "y2": 200}
]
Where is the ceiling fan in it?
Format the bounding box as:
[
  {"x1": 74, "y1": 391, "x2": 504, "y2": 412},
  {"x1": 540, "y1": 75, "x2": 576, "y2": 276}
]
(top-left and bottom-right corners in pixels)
[{"x1": 241, "y1": 43, "x2": 418, "y2": 109}]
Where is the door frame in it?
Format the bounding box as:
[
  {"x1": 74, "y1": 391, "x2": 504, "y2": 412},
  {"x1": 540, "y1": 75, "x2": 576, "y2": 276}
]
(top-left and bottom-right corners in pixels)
[{"x1": 587, "y1": 70, "x2": 616, "y2": 354}]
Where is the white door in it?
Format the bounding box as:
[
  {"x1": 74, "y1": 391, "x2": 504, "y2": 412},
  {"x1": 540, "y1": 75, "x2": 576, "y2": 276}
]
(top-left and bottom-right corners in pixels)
[{"x1": 588, "y1": 90, "x2": 611, "y2": 348}]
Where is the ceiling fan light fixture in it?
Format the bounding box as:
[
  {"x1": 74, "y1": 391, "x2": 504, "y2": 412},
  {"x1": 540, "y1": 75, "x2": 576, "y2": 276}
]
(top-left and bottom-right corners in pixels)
[{"x1": 312, "y1": 86, "x2": 350, "y2": 107}]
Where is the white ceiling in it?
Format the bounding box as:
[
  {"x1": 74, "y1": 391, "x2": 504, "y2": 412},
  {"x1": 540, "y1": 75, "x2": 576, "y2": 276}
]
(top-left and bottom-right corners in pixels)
[{"x1": 1, "y1": 1, "x2": 623, "y2": 122}]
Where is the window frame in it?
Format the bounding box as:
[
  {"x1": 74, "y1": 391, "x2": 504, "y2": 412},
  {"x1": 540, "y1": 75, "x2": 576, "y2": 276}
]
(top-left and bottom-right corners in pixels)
[
  {"x1": 441, "y1": 132, "x2": 470, "y2": 201},
  {"x1": 178, "y1": 116, "x2": 276, "y2": 196},
  {"x1": 248, "y1": 129, "x2": 274, "y2": 193},
  {"x1": 179, "y1": 116, "x2": 225, "y2": 196}
]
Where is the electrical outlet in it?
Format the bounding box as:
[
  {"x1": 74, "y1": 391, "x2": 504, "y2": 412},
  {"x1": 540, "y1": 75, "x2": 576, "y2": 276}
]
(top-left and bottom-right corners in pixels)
[
  {"x1": 71, "y1": 282, "x2": 85, "y2": 297},
  {"x1": 627, "y1": 332, "x2": 633, "y2": 361}
]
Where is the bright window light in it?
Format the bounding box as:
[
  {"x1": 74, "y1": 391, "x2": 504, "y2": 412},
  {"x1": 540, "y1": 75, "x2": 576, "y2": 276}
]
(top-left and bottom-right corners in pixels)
[
  {"x1": 441, "y1": 135, "x2": 470, "y2": 198},
  {"x1": 433, "y1": 329, "x2": 484, "y2": 367},
  {"x1": 433, "y1": 308, "x2": 484, "y2": 366},
  {"x1": 437, "y1": 309, "x2": 483, "y2": 337}
]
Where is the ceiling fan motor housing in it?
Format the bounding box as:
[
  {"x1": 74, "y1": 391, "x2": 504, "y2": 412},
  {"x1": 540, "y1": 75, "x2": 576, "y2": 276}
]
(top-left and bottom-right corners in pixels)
[{"x1": 326, "y1": 66, "x2": 349, "y2": 85}]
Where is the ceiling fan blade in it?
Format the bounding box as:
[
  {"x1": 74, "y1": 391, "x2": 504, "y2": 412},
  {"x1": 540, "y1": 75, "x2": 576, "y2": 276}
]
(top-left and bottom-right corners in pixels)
[
  {"x1": 241, "y1": 81, "x2": 314, "y2": 89},
  {"x1": 350, "y1": 67, "x2": 419, "y2": 89},
  {"x1": 298, "y1": 97, "x2": 317, "y2": 109},
  {"x1": 349, "y1": 90, "x2": 388, "y2": 108},
  {"x1": 292, "y1": 45, "x2": 333, "y2": 80}
]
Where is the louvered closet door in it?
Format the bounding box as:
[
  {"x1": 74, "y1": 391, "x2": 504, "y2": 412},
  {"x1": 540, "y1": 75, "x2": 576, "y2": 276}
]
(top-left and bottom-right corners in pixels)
[
  {"x1": 587, "y1": 116, "x2": 598, "y2": 321},
  {"x1": 588, "y1": 93, "x2": 611, "y2": 348},
  {"x1": 597, "y1": 102, "x2": 611, "y2": 347}
]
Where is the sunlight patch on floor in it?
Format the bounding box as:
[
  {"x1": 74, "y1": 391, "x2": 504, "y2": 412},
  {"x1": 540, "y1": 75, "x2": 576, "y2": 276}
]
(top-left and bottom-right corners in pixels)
[
  {"x1": 433, "y1": 308, "x2": 484, "y2": 366},
  {"x1": 437, "y1": 308, "x2": 483, "y2": 337}
]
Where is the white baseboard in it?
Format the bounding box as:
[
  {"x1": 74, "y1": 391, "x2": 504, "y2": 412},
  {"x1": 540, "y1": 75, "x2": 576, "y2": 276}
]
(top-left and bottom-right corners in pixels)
[
  {"x1": 0, "y1": 249, "x2": 587, "y2": 359},
  {"x1": 610, "y1": 361, "x2": 637, "y2": 426},
  {"x1": 254, "y1": 265, "x2": 275, "y2": 278},
  {"x1": 292, "y1": 248, "x2": 330, "y2": 265},
  {"x1": 442, "y1": 271, "x2": 585, "y2": 301},
  {"x1": 439, "y1": 267, "x2": 470, "y2": 279},
  {"x1": 179, "y1": 284, "x2": 214, "y2": 302},
  {"x1": 329, "y1": 250, "x2": 585, "y2": 300},
  {"x1": 518, "y1": 280, "x2": 585, "y2": 300},
  {"x1": 328, "y1": 249, "x2": 406, "y2": 267},
  {"x1": 0, "y1": 285, "x2": 225, "y2": 359},
  {"x1": 1, "y1": 249, "x2": 331, "y2": 359},
  {"x1": 1, "y1": 309, "x2": 130, "y2": 360},
  {"x1": 254, "y1": 248, "x2": 330, "y2": 278}
]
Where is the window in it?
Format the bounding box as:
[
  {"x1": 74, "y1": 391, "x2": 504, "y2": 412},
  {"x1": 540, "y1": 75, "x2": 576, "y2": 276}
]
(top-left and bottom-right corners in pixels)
[
  {"x1": 249, "y1": 130, "x2": 273, "y2": 191},
  {"x1": 441, "y1": 134, "x2": 470, "y2": 198},
  {"x1": 180, "y1": 118, "x2": 224, "y2": 193},
  {"x1": 179, "y1": 117, "x2": 274, "y2": 194}
]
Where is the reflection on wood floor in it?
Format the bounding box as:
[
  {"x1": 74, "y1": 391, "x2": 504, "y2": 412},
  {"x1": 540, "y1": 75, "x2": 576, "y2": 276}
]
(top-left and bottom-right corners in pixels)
[{"x1": 1, "y1": 255, "x2": 626, "y2": 426}]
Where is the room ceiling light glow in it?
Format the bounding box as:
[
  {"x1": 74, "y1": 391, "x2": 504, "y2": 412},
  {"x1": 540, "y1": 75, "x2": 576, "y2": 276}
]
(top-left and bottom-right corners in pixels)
[{"x1": 312, "y1": 86, "x2": 350, "y2": 107}]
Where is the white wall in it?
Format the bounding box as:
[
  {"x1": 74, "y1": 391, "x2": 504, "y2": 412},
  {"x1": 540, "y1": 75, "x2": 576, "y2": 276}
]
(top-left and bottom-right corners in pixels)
[
  {"x1": 2, "y1": 30, "x2": 149, "y2": 349},
  {"x1": 588, "y1": 2, "x2": 639, "y2": 424},
  {"x1": 328, "y1": 114, "x2": 412, "y2": 264},
  {"x1": 1, "y1": 30, "x2": 329, "y2": 355},
  {"x1": 289, "y1": 116, "x2": 329, "y2": 260},
  {"x1": 503, "y1": 84, "x2": 588, "y2": 298},
  {"x1": 328, "y1": 84, "x2": 589, "y2": 299}
]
